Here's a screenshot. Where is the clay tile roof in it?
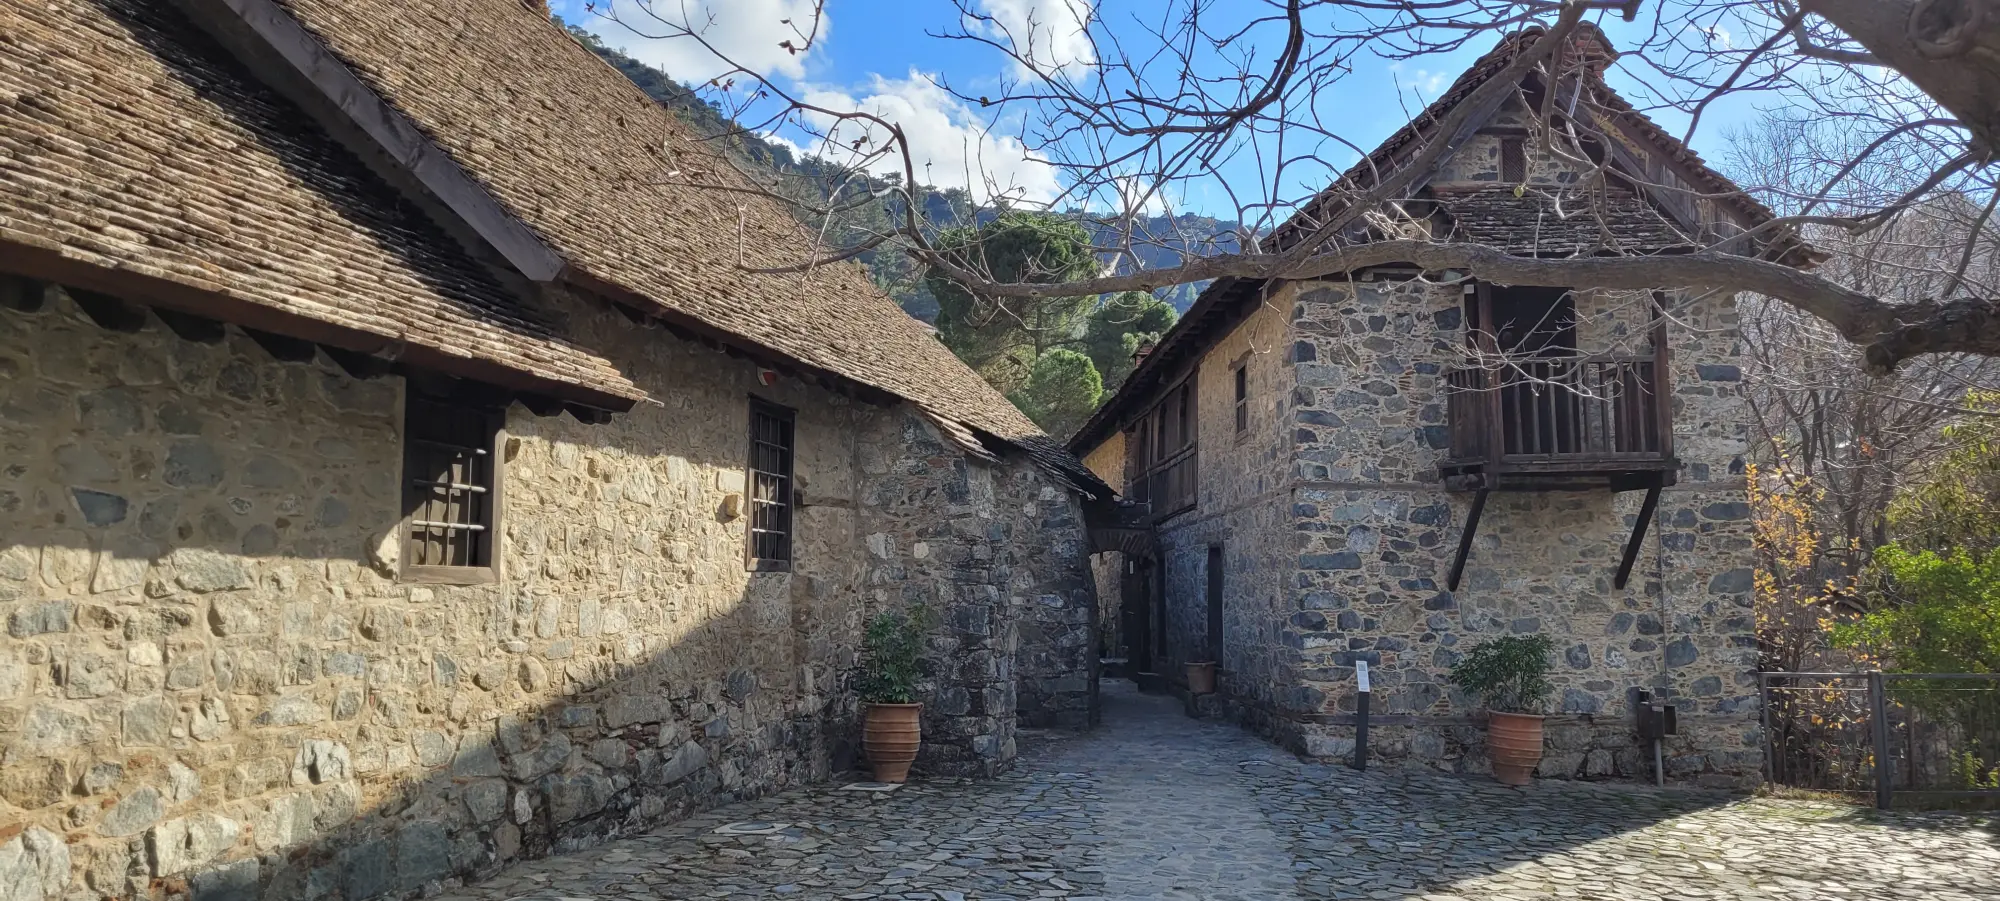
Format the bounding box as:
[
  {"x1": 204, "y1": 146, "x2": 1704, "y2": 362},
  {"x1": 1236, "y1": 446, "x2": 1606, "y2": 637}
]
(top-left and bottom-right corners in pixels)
[
  {"x1": 266, "y1": 0, "x2": 1099, "y2": 488},
  {"x1": 1425, "y1": 185, "x2": 1696, "y2": 255},
  {"x1": 1071, "y1": 24, "x2": 1800, "y2": 456},
  {"x1": 0, "y1": 0, "x2": 642, "y2": 406}
]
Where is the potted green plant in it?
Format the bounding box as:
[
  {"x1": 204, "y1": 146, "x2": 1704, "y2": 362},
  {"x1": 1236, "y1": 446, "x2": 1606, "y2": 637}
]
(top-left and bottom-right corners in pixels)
[
  {"x1": 1448, "y1": 634, "x2": 1557, "y2": 786},
  {"x1": 857, "y1": 607, "x2": 929, "y2": 783}
]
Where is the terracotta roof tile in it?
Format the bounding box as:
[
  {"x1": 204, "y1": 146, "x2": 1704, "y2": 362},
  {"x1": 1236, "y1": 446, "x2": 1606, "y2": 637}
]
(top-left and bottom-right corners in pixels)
[
  {"x1": 0, "y1": 0, "x2": 641, "y2": 404},
  {"x1": 1426, "y1": 185, "x2": 1695, "y2": 255},
  {"x1": 1071, "y1": 25, "x2": 1795, "y2": 455},
  {"x1": 270, "y1": 0, "x2": 1085, "y2": 477}
]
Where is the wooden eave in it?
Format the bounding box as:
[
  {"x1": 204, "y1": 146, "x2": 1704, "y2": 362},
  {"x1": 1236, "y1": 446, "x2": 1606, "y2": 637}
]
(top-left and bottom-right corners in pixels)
[{"x1": 0, "y1": 237, "x2": 636, "y2": 413}]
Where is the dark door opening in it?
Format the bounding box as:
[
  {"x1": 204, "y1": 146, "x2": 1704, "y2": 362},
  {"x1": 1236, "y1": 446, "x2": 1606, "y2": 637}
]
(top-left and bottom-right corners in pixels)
[
  {"x1": 1468, "y1": 286, "x2": 1583, "y2": 455},
  {"x1": 1205, "y1": 545, "x2": 1224, "y2": 665},
  {"x1": 1122, "y1": 556, "x2": 1157, "y2": 674}
]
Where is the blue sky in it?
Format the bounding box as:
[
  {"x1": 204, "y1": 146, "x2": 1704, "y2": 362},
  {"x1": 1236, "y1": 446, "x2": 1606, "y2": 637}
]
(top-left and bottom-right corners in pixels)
[{"x1": 555, "y1": 0, "x2": 1773, "y2": 224}]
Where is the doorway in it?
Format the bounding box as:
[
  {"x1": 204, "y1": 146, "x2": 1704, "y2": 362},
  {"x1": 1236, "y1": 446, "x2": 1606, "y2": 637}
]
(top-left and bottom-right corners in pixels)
[
  {"x1": 1122, "y1": 555, "x2": 1159, "y2": 675},
  {"x1": 1468, "y1": 285, "x2": 1583, "y2": 455}
]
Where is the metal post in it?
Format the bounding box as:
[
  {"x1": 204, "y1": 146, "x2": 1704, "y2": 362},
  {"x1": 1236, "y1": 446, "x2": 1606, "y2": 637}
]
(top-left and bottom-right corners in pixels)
[
  {"x1": 1869, "y1": 671, "x2": 1892, "y2": 810},
  {"x1": 1352, "y1": 661, "x2": 1371, "y2": 772},
  {"x1": 1757, "y1": 672, "x2": 1773, "y2": 786}
]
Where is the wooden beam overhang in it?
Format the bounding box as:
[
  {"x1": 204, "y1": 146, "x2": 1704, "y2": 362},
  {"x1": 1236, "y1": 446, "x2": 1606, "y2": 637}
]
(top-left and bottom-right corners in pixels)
[
  {"x1": 169, "y1": 0, "x2": 568, "y2": 284},
  {"x1": 243, "y1": 327, "x2": 319, "y2": 363},
  {"x1": 68, "y1": 289, "x2": 149, "y2": 333},
  {"x1": 0, "y1": 276, "x2": 46, "y2": 312},
  {"x1": 319, "y1": 345, "x2": 394, "y2": 381},
  {"x1": 0, "y1": 240, "x2": 636, "y2": 415},
  {"x1": 153, "y1": 308, "x2": 228, "y2": 344}
]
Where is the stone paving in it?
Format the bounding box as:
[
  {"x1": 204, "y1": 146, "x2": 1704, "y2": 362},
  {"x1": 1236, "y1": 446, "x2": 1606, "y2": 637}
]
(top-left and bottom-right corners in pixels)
[{"x1": 439, "y1": 682, "x2": 2000, "y2": 901}]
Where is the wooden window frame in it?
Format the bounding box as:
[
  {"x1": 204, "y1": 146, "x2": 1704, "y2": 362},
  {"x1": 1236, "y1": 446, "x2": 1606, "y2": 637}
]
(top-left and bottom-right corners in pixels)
[
  {"x1": 1231, "y1": 359, "x2": 1249, "y2": 438},
  {"x1": 745, "y1": 397, "x2": 797, "y2": 572},
  {"x1": 1205, "y1": 543, "x2": 1225, "y2": 665},
  {"x1": 398, "y1": 392, "x2": 506, "y2": 586},
  {"x1": 1128, "y1": 377, "x2": 1198, "y2": 519}
]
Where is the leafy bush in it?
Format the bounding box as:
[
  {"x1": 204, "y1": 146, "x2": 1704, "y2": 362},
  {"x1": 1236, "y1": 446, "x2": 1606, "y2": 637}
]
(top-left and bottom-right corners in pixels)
[
  {"x1": 858, "y1": 607, "x2": 931, "y2": 705},
  {"x1": 1837, "y1": 545, "x2": 2000, "y2": 675},
  {"x1": 1449, "y1": 635, "x2": 1557, "y2": 714},
  {"x1": 1949, "y1": 751, "x2": 2000, "y2": 790}
]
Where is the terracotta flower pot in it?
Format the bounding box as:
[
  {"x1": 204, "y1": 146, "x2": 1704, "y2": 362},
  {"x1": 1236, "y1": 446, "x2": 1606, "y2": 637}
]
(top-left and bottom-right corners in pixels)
[
  {"x1": 1487, "y1": 711, "x2": 1546, "y2": 786},
  {"x1": 1186, "y1": 662, "x2": 1218, "y2": 695},
  {"x1": 863, "y1": 702, "x2": 922, "y2": 783}
]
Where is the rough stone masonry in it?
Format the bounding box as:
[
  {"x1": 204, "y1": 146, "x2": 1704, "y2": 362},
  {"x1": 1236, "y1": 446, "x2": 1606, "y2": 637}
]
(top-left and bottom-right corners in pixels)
[
  {"x1": 1082, "y1": 117, "x2": 1761, "y2": 786},
  {"x1": 0, "y1": 282, "x2": 1097, "y2": 901}
]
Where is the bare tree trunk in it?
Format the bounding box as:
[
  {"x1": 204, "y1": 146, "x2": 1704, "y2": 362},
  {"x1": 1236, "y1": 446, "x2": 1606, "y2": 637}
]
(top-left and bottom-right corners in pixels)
[{"x1": 1804, "y1": 0, "x2": 2000, "y2": 152}]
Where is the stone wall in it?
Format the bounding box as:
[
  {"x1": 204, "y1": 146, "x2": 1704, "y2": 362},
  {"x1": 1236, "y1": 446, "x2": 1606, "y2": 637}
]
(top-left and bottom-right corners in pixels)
[
  {"x1": 1282, "y1": 274, "x2": 1760, "y2": 786},
  {"x1": 1080, "y1": 437, "x2": 1126, "y2": 659},
  {"x1": 855, "y1": 414, "x2": 1099, "y2": 772},
  {"x1": 1147, "y1": 299, "x2": 1297, "y2": 717},
  {"x1": 0, "y1": 282, "x2": 1094, "y2": 901}
]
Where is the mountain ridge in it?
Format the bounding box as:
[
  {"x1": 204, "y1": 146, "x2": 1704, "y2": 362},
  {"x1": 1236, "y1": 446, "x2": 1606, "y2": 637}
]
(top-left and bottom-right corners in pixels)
[{"x1": 564, "y1": 22, "x2": 1240, "y2": 316}]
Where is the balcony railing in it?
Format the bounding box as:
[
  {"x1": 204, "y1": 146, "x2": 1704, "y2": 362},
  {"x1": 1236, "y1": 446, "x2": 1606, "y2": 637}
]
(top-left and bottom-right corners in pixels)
[{"x1": 1445, "y1": 355, "x2": 1671, "y2": 476}]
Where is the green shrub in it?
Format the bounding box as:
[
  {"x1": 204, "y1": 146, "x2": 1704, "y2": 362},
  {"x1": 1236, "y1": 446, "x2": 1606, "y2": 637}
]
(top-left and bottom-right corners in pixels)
[
  {"x1": 857, "y1": 607, "x2": 931, "y2": 705},
  {"x1": 1449, "y1": 634, "x2": 1557, "y2": 714}
]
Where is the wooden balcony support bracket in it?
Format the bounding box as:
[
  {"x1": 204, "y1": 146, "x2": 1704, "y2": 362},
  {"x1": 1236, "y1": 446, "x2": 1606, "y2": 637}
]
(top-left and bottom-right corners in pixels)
[
  {"x1": 1613, "y1": 473, "x2": 1666, "y2": 590},
  {"x1": 1446, "y1": 486, "x2": 1491, "y2": 593}
]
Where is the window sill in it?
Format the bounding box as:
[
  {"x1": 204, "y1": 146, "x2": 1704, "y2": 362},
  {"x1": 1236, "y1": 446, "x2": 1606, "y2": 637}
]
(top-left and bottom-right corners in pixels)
[
  {"x1": 747, "y1": 559, "x2": 793, "y2": 573},
  {"x1": 400, "y1": 565, "x2": 501, "y2": 586}
]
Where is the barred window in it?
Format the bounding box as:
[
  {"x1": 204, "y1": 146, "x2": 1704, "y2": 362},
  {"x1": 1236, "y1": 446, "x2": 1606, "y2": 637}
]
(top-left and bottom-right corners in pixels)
[
  {"x1": 747, "y1": 399, "x2": 795, "y2": 570},
  {"x1": 401, "y1": 394, "x2": 503, "y2": 579}
]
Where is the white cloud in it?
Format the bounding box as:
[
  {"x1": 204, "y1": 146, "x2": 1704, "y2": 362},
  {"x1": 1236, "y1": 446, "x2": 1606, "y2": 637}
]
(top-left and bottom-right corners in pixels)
[
  {"x1": 760, "y1": 131, "x2": 809, "y2": 161},
  {"x1": 1394, "y1": 65, "x2": 1451, "y2": 97},
  {"x1": 592, "y1": 0, "x2": 827, "y2": 86},
  {"x1": 967, "y1": 0, "x2": 1097, "y2": 79},
  {"x1": 1701, "y1": 24, "x2": 1735, "y2": 50},
  {"x1": 797, "y1": 71, "x2": 1061, "y2": 204},
  {"x1": 1086, "y1": 175, "x2": 1171, "y2": 219}
]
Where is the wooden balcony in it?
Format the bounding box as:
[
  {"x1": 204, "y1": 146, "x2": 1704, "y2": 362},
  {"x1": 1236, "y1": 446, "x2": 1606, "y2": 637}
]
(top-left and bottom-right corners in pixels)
[{"x1": 1442, "y1": 355, "x2": 1676, "y2": 492}]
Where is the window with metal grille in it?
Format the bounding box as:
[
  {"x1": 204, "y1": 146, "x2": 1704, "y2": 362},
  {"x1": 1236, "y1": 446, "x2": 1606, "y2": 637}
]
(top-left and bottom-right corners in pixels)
[
  {"x1": 1233, "y1": 364, "x2": 1248, "y2": 435},
  {"x1": 1501, "y1": 138, "x2": 1527, "y2": 183},
  {"x1": 401, "y1": 394, "x2": 502, "y2": 577},
  {"x1": 746, "y1": 399, "x2": 796, "y2": 570}
]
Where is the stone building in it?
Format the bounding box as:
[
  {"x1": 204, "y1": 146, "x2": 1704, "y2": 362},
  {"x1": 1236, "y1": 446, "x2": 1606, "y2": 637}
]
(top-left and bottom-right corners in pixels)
[
  {"x1": 0, "y1": 1, "x2": 1101, "y2": 900},
  {"x1": 1072, "y1": 26, "x2": 1804, "y2": 786}
]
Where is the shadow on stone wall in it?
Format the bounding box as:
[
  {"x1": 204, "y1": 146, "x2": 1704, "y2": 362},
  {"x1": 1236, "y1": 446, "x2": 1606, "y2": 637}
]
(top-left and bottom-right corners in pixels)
[
  {"x1": 3, "y1": 475, "x2": 1080, "y2": 901},
  {"x1": 2, "y1": 307, "x2": 1095, "y2": 901}
]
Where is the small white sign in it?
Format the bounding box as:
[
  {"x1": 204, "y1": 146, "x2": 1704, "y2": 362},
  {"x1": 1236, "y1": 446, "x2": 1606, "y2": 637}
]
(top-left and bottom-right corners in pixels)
[{"x1": 1355, "y1": 660, "x2": 1371, "y2": 693}]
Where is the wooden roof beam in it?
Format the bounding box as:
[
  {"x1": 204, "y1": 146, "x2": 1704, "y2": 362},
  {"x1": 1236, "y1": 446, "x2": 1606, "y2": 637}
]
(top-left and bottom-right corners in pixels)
[{"x1": 168, "y1": 0, "x2": 568, "y2": 283}]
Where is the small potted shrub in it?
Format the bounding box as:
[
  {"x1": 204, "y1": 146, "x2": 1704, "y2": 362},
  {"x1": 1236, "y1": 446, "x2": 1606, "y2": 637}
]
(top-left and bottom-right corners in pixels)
[
  {"x1": 858, "y1": 607, "x2": 929, "y2": 783},
  {"x1": 1448, "y1": 634, "x2": 1556, "y2": 786}
]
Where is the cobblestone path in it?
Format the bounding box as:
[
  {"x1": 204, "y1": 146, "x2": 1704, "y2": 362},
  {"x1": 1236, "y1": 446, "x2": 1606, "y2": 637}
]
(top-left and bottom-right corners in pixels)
[{"x1": 442, "y1": 682, "x2": 1999, "y2": 901}]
